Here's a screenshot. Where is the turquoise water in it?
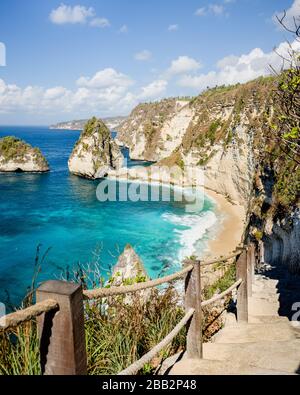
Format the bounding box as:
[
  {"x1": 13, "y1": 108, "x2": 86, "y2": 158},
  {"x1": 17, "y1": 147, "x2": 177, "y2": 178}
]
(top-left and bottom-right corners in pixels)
[{"x1": 0, "y1": 126, "x2": 218, "y2": 305}]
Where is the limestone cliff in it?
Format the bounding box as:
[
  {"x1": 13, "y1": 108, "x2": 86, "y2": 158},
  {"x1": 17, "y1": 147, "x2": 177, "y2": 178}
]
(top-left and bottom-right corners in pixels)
[
  {"x1": 110, "y1": 244, "x2": 150, "y2": 303},
  {"x1": 111, "y1": 244, "x2": 149, "y2": 286},
  {"x1": 249, "y1": 166, "x2": 300, "y2": 274},
  {"x1": 68, "y1": 117, "x2": 124, "y2": 179},
  {"x1": 116, "y1": 78, "x2": 276, "y2": 208},
  {"x1": 0, "y1": 136, "x2": 49, "y2": 173},
  {"x1": 263, "y1": 209, "x2": 300, "y2": 274},
  {"x1": 116, "y1": 98, "x2": 192, "y2": 161}
]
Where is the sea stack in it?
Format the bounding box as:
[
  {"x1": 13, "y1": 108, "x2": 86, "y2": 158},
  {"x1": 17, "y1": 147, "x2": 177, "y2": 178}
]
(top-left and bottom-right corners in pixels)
[
  {"x1": 0, "y1": 136, "x2": 49, "y2": 173},
  {"x1": 68, "y1": 117, "x2": 124, "y2": 179},
  {"x1": 110, "y1": 244, "x2": 150, "y2": 303},
  {"x1": 111, "y1": 244, "x2": 149, "y2": 286}
]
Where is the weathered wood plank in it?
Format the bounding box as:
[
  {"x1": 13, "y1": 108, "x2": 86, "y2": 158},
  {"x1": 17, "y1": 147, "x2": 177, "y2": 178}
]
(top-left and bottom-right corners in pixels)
[
  {"x1": 236, "y1": 251, "x2": 248, "y2": 323},
  {"x1": 36, "y1": 281, "x2": 87, "y2": 375},
  {"x1": 185, "y1": 261, "x2": 203, "y2": 359}
]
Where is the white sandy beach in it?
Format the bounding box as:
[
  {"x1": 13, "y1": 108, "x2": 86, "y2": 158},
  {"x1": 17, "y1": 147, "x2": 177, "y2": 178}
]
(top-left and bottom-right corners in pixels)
[{"x1": 204, "y1": 188, "x2": 246, "y2": 260}]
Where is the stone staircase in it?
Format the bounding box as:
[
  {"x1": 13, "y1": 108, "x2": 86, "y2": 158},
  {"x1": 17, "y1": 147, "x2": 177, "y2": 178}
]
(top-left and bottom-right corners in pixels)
[{"x1": 169, "y1": 263, "x2": 300, "y2": 375}]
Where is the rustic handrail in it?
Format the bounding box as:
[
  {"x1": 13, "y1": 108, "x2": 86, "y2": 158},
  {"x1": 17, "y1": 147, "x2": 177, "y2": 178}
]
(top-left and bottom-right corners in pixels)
[
  {"x1": 83, "y1": 249, "x2": 245, "y2": 301},
  {"x1": 201, "y1": 250, "x2": 243, "y2": 267},
  {"x1": 0, "y1": 250, "x2": 245, "y2": 324},
  {"x1": 118, "y1": 308, "x2": 195, "y2": 376},
  {"x1": 201, "y1": 279, "x2": 242, "y2": 307},
  {"x1": 0, "y1": 299, "x2": 59, "y2": 331},
  {"x1": 118, "y1": 278, "x2": 243, "y2": 375},
  {"x1": 83, "y1": 264, "x2": 194, "y2": 300}
]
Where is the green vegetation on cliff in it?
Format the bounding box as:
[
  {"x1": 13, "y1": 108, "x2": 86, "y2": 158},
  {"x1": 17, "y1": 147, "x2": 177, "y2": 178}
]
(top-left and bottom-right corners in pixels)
[
  {"x1": 183, "y1": 76, "x2": 277, "y2": 154},
  {"x1": 82, "y1": 117, "x2": 111, "y2": 139},
  {"x1": 0, "y1": 136, "x2": 49, "y2": 169}
]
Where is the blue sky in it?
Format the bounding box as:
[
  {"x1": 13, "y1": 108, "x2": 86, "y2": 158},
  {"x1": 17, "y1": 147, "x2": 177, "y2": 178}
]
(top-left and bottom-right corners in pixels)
[{"x1": 0, "y1": 0, "x2": 299, "y2": 125}]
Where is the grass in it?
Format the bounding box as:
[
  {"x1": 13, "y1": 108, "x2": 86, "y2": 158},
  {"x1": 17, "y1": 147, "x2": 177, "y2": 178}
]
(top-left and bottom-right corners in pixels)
[
  {"x1": 85, "y1": 287, "x2": 185, "y2": 375},
  {"x1": 203, "y1": 264, "x2": 236, "y2": 300},
  {"x1": 0, "y1": 321, "x2": 40, "y2": 375}
]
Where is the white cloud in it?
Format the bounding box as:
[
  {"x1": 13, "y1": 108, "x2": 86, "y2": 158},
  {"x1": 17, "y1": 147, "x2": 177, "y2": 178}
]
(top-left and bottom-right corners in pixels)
[
  {"x1": 0, "y1": 68, "x2": 136, "y2": 116},
  {"x1": 209, "y1": 4, "x2": 225, "y2": 15},
  {"x1": 44, "y1": 86, "x2": 69, "y2": 100},
  {"x1": 273, "y1": 0, "x2": 300, "y2": 30},
  {"x1": 49, "y1": 4, "x2": 110, "y2": 29},
  {"x1": 119, "y1": 24, "x2": 128, "y2": 33},
  {"x1": 76, "y1": 68, "x2": 134, "y2": 89},
  {"x1": 168, "y1": 24, "x2": 179, "y2": 31},
  {"x1": 178, "y1": 40, "x2": 300, "y2": 91},
  {"x1": 49, "y1": 3, "x2": 95, "y2": 24},
  {"x1": 0, "y1": 73, "x2": 168, "y2": 117},
  {"x1": 195, "y1": 7, "x2": 207, "y2": 16},
  {"x1": 217, "y1": 54, "x2": 239, "y2": 69},
  {"x1": 134, "y1": 50, "x2": 152, "y2": 61},
  {"x1": 167, "y1": 56, "x2": 202, "y2": 75},
  {"x1": 195, "y1": 3, "x2": 228, "y2": 17},
  {"x1": 90, "y1": 18, "x2": 110, "y2": 28},
  {"x1": 138, "y1": 80, "x2": 168, "y2": 100}
]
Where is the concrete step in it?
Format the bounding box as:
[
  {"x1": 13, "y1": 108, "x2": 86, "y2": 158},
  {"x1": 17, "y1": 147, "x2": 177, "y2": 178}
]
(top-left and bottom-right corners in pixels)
[
  {"x1": 251, "y1": 292, "x2": 280, "y2": 302},
  {"x1": 169, "y1": 358, "x2": 295, "y2": 375},
  {"x1": 254, "y1": 278, "x2": 279, "y2": 287},
  {"x1": 201, "y1": 340, "x2": 300, "y2": 374},
  {"x1": 252, "y1": 284, "x2": 279, "y2": 293},
  {"x1": 249, "y1": 315, "x2": 290, "y2": 324},
  {"x1": 212, "y1": 321, "x2": 295, "y2": 344},
  {"x1": 248, "y1": 297, "x2": 279, "y2": 316}
]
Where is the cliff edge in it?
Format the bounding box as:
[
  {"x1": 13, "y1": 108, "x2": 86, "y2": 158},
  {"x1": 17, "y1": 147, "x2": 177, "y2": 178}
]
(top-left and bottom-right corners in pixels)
[{"x1": 68, "y1": 117, "x2": 124, "y2": 179}]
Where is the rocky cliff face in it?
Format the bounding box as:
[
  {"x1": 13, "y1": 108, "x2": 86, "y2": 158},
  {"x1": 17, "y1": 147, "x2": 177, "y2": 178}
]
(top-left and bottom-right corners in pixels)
[
  {"x1": 262, "y1": 209, "x2": 300, "y2": 274},
  {"x1": 0, "y1": 136, "x2": 49, "y2": 173},
  {"x1": 116, "y1": 78, "x2": 276, "y2": 208},
  {"x1": 116, "y1": 98, "x2": 192, "y2": 161},
  {"x1": 249, "y1": 166, "x2": 300, "y2": 274},
  {"x1": 110, "y1": 244, "x2": 150, "y2": 303},
  {"x1": 68, "y1": 117, "x2": 124, "y2": 179},
  {"x1": 111, "y1": 244, "x2": 149, "y2": 286}
]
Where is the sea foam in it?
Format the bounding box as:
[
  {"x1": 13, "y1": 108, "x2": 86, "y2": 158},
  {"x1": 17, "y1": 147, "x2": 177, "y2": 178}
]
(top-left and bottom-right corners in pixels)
[{"x1": 163, "y1": 210, "x2": 218, "y2": 262}]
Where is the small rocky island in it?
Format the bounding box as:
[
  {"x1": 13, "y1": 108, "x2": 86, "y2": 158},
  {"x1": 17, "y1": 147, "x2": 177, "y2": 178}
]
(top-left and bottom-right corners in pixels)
[
  {"x1": 0, "y1": 136, "x2": 49, "y2": 173},
  {"x1": 111, "y1": 244, "x2": 149, "y2": 286},
  {"x1": 68, "y1": 117, "x2": 124, "y2": 179}
]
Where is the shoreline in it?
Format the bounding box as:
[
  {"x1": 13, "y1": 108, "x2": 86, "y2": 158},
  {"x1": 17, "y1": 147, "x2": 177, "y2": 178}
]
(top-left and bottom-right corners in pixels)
[
  {"x1": 107, "y1": 172, "x2": 246, "y2": 261},
  {"x1": 203, "y1": 188, "x2": 246, "y2": 261}
]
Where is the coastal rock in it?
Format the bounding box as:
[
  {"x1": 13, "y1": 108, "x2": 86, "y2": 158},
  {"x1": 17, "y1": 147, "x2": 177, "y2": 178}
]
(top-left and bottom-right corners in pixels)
[
  {"x1": 68, "y1": 117, "x2": 124, "y2": 179},
  {"x1": 0, "y1": 136, "x2": 49, "y2": 173},
  {"x1": 116, "y1": 78, "x2": 276, "y2": 209},
  {"x1": 258, "y1": 208, "x2": 300, "y2": 274},
  {"x1": 111, "y1": 244, "x2": 149, "y2": 286},
  {"x1": 117, "y1": 98, "x2": 191, "y2": 161}
]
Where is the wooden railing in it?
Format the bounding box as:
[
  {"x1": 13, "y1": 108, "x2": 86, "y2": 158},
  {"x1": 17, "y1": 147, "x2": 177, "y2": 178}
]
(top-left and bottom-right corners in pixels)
[{"x1": 0, "y1": 243, "x2": 257, "y2": 375}]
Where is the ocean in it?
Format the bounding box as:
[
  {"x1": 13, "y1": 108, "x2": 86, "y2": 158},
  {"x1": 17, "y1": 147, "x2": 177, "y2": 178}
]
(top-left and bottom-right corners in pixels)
[{"x1": 0, "y1": 126, "x2": 218, "y2": 305}]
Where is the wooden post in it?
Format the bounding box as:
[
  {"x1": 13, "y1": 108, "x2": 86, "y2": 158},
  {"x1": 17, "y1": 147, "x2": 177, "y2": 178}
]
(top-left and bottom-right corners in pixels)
[
  {"x1": 250, "y1": 243, "x2": 256, "y2": 279},
  {"x1": 185, "y1": 261, "x2": 203, "y2": 359},
  {"x1": 246, "y1": 246, "x2": 253, "y2": 298},
  {"x1": 236, "y1": 251, "x2": 248, "y2": 323},
  {"x1": 36, "y1": 281, "x2": 87, "y2": 375}
]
